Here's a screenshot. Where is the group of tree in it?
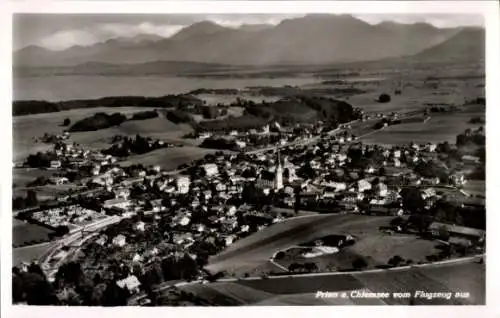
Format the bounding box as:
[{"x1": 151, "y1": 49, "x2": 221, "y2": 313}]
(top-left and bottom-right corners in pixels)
[
  {"x1": 68, "y1": 112, "x2": 127, "y2": 132},
  {"x1": 199, "y1": 137, "x2": 237, "y2": 150},
  {"x1": 25, "y1": 151, "x2": 58, "y2": 168},
  {"x1": 414, "y1": 160, "x2": 449, "y2": 182},
  {"x1": 12, "y1": 263, "x2": 59, "y2": 305},
  {"x1": 12, "y1": 190, "x2": 38, "y2": 210},
  {"x1": 377, "y1": 93, "x2": 391, "y2": 103},
  {"x1": 469, "y1": 116, "x2": 485, "y2": 124},
  {"x1": 166, "y1": 110, "x2": 195, "y2": 124},
  {"x1": 196, "y1": 114, "x2": 268, "y2": 133},
  {"x1": 102, "y1": 134, "x2": 168, "y2": 157},
  {"x1": 13, "y1": 95, "x2": 202, "y2": 116},
  {"x1": 456, "y1": 128, "x2": 485, "y2": 147},
  {"x1": 130, "y1": 110, "x2": 159, "y2": 121},
  {"x1": 288, "y1": 262, "x2": 319, "y2": 273}
]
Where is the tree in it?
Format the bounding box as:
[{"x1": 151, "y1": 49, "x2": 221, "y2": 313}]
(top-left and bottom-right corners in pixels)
[
  {"x1": 25, "y1": 190, "x2": 38, "y2": 207},
  {"x1": 352, "y1": 257, "x2": 368, "y2": 270},
  {"x1": 377, "y1": 93, "x2": 391, "y2": 103},
  {"x1": 400, "y1": 188, "x2": 425, "y2": 214},
  {"x1": 274, "y1": 251, "x2": 286, "y2": 260},
  {"x1": 201, "y1": 106, "x2": 218, "y2": 119},
  {"x1": 304, "y1": 262, "x2": 318, "y2": 272},
  {"x1": 288, "y1": 263, "x2": 302, "y2": 272},
  {"x1": 388, "y1": 255, "x2": 405, "y2": 267},
  {"x1": 390, "y1": 216, "x2": 405, "y2": 228},
  {"x1": 297, "y1": 162, "x2": 316, "y2": 180}
]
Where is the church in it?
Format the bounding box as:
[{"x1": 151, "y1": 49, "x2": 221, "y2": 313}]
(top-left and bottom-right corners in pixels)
[{"x1": 256, "y1": 148, "x2": 284, "y2": 190}]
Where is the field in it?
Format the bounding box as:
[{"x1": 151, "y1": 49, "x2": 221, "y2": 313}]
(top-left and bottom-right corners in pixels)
[
  {"x1": 12, "y1": 218, "x2": 55, "y2": 248},
  {"x1": 273, "y1": 231, "x2": 439, "y2": 272},
  {"x1": 462, "y1": 180, "x2": 486, "y2": 197},
  {"x1": 13, "y1": 107, "x2": 190, "y2": 161},
  {"x1": 119, "y1": 145, "x2": 220, "y2": 170},
  {"x1": 348, "y1": 234, "x2": 440, "y2": 264},
  {"x1": 206, "y1": 214, "x2": 393, "y2": 276},
  {"x1": 188, "y1": 260, "x2": 483, "y2": 305},
  {"x1": 12, "y1": 168, "x2": 55, "y2": 188},
  {"x1": 13, "y1": 243, "x2": 53, "y2": 266},
  {"x1": 361, "y1": 111, "x2": 484, "y2": 145},
  {"x1": 13, "y1": 184, "x2": 83, "y2": 202},
  {"x1": 177, "y1": 260, "x2": 484, "y2": 305}
]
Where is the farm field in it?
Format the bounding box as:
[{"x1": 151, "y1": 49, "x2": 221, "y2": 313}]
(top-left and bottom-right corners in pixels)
[
  {"x1": 13, "y1": 184, "x2": 83, "y2": 202},
  {"x1": 13, "y1": 218, "x2": 55, "y2": 248},
  {"x1": 347, "y1": 234, "x2": 441, "y2": 264},
  {"x1": 462, "y1": 180, "x2": 486, "y2": 197},
  {"x1": 361, "y1": 111, "x2": 484, "y2": 145},
  {"x1": 274, "y1": 232, "x2": 439, "y2": 272},
  {"x1": 206, "y1": 214, "x2": 393, "y2": 276},
  {"x1": 195, "y1": 260, "x2": 483, "y2": 305},
  {"x1": 13, "y1": 106, "x2": 188, "y2": 161},
  {"x1": 12, "y1": 168, "x2": 55, "y2": 188},
  {"x1": 13, "y1": 242, "x2": 53, "y2": 266},
  {"x1": 119, "y1": 145, "x2": 219, "y2": 170}
]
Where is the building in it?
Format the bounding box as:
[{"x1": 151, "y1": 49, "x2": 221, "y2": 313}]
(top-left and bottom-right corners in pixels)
[
  {"x1": 357, "y1": 179, "x2": 372, "y2": 193},
  {"x1": 116, "y1": 275, "x2": 141, "y2": 294},
  {"x1": 203, "y1": 163, "x2": 219, "y2": 177},
  {"x1": 112, "y1": 234, "x2": 127, "y2": 247},
  {"x1": 275, "y1": 149, "x2": 284, "y2": 190},
  {"x1": 461, "y1": 155, "x2": 481, "y2": 164},
  {"x1": 50, "y1": 160, "x2": 62, "y2": 169},
  {"x1": 176, "y1": 175, "x2": 190, "y2": 194},
  {"x1": 104, "y1": 198, "x2": 131, "y2": 210}
]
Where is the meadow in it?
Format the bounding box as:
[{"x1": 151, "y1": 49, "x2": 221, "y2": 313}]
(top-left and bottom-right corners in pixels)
[
  {"x1": 13, "y1": 107, "x2": 189, "y2": 162},
  {"x1": 13, "y1": 218, "x2": 55, "y2": 248}
]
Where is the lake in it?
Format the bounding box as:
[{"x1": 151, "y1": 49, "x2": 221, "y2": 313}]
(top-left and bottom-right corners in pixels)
[{"x1": 13, "y1": 75, "x2": 321, "y2": 101}]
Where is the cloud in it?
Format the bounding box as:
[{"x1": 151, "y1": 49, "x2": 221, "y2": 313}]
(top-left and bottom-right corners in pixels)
[
  {"x1": 36, "y1": 23, "x2": 185, "y2": 50},
  {"x1": 27, "y1": 13, "x2": 484, "y2": 50}
]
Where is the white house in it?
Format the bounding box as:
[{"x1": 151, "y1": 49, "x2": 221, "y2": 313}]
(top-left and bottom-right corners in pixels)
[
  {"x1": 50, "y1": 160, "x2": 62, "y2": 169},
  {"x1": 176, "y1": 175, "x2": 190, "y2": 194},
  {"x1": 374, "y1": 182, "x2": 388, "y2": 197},
  {"x1": 104, "y1": 198, "x2": 131, "y2": 210},
  {"x1": 203, "y1": 163, "x2": 219, "y2": 177},
  {"x1": 357, "y1": 179, "x2": 372, "y2": 193},
  {"x1": 135, "y1": 221, "x2": 146, "y2": 232},
  {"x1": 116, "y1": 275, "x2": 141, "y2": 294},
  {"x1": 112, "y1": 234, "x2": 127, "y2": 247}
]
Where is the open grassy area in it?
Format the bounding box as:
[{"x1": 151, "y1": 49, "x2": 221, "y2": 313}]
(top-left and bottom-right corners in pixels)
[
  {"x1": 13, "y1": 184, "x2": 83, "y2": 202},
  {"x1": 362, "y1": 111, "x2": 484, "y2": 145},
  {"x1": 12, "y1": 168, "x2": 55, "y2": 188},
  {"x1": 462, "y1": 180, "x2": 486, "y2": 197},
  {"x1": 348, "y1": 233, "x2": 440, "y2": 264},
  {"x1": 13, "y1": 107, "x2": 190, "y2": 161},
  {"x1": 119, "y1": 146, "x2": 217, "y2": 170},
  {"x1": 13, "y1": 242, "x2": 53, "y2": 266},
  {"x1": 207, "y1": 214, "x2": 393, "y2": 276},
  {"x1": 220, "y1": 260, "x2": 485, "y2": 305},
  {"x1": 13, "y1": 218, "x2": 55, "y2": 248}
]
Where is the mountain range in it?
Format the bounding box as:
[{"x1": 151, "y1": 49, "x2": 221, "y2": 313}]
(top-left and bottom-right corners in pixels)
[{"x1": 14, "y1": 14, "x2": 485, "y2": 68}]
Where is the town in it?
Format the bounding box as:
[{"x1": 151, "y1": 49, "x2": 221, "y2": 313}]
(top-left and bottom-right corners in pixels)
[{"x1": 12, "y1": 110, "x2": 485, "y2": 306}]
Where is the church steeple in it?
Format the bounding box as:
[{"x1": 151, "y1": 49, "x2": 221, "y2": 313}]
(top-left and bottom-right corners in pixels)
[{"x1": 275, "y1": 147, "x2": 283, "y2": 190}]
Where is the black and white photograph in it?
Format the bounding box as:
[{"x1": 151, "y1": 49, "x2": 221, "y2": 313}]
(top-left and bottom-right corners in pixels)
[{"x1": 5, "y1": 1, "x2": 496, "y2": 311}]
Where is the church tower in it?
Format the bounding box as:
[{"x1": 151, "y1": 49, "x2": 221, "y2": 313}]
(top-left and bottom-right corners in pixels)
[{"x1": 275, "y1": 148, "x2": 283, "y2": 190}]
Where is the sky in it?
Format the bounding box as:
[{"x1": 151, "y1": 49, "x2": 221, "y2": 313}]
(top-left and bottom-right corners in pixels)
[{"x1": 13, "y1": 13, "x2": 484, "y2": 51}]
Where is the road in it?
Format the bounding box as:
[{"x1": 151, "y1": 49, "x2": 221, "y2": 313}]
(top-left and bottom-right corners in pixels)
[
  {"x1": 129, "y1": 253, "x2": 484, "y2": 305},
  {"x1": 39, "y1": 215, "x2": 125, "y2": 279}
]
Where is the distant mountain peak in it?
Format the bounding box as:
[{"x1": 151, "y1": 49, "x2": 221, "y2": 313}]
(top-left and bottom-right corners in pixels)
[{"x1": 170, "y1": 20, "x2": 228, "y2": 41}]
